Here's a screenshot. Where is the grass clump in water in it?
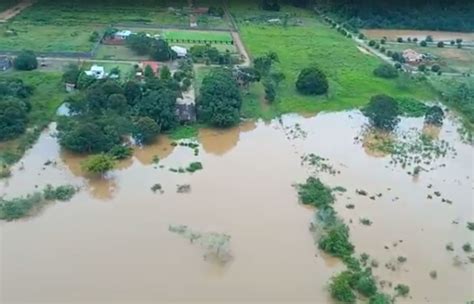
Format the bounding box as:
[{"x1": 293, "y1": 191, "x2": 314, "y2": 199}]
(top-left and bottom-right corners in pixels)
[
  {"x1": 186, "y1": 162, "x2": 203, "y2": 173},
  {"x1": 296, "y1": 177, "x2": 334, "y2": 208}
]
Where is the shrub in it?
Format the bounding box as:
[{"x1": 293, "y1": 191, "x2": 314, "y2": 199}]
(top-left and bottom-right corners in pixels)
[
  {"x1": 418, "y1": 64, "x2": 427, "y2": 72},
  {"x1": 413, "y1": 38, "x2": 418, "y2": 42},
  {"x1": 329, "y1": 271, "x2": 356, "y2": 304},
  {"x1": 297, "y1": 177, "x2": 334, "y2": 208},
  {"x1": 397, "y1": 97, "x2": 427, "y2": 117},
  {"x1": 318, "y1": 222, "x2": 354, "y2": 257},
  {"x1": 394, "y1": 284, "x2": 410, "y2": 297},
  {"x1": 368, "y1": 40, "x2": 376, "y2": 47},
  {"x1": 369, "y1": 293, "x2": 393, "y2": 304},
  {"x1": 14, "y1": 50, "x2": 38, "y2": 71},
  {"x1": 355, "y1": 273, "x2": 378, "y2": 297},
  {"x1": 397, "y1": 37, "x2": 403, "y2": 43},
  {"x1": 450, "y1": 40, "x2": 455, "y2": 45},
  {"x1": 43, "y1": 184, "x2": 77, "y2": 201},
  {"x1": 108, "y1": 145, "x2": 133, "y2": 160},
  {"x1": 437, "y1": 41, "x2": 445, "y2": 47},
  {"x1": 373, "y1": 64, "x2": 398, "y2": 79},
  {"x1": 380, "y1": 38, "x2": 386, "y2": 44},
  {"x1": 186, "y1": 162, "x2": 203, "y2": 173},
  {"x1": 420, "y1": 40, "x2": 427, "y2": 47},
  {"x1": 295, "y1": 67, "x2": 329, "y2": 95},
  {"x1": 426, "y1": 35, "x2": 433, "y2": 42},
  {"x1": 81, "y1": 154, "x2": 115, "y2": 175},
  {"x1": 462, "y1": 243, "x2": 472, "y2": 252},
  {"x1": 424, "y1": 106, "x2": 445, "y2": 126},
  {"x1": 431, "y1": 64, "x2": 441, "y2": 72},
  {"x1": 358, "y1": 33, "x2": 365, "y2": 39},
  {"x1": 0, "y1": 193, "x2": 43, "y2": 220}
]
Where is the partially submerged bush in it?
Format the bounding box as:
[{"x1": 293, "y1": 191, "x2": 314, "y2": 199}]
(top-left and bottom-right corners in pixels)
[
  {"x1": 424, "y1": 106, "x2": 445, "y2": 126},
  {"x1": 394, "y1": 284, "x2": 410, "y2": 297},
  {"x1": 186, "y1": 162, "x2": 203, "y2": 173},
  {"x1": 43, "y1": 184, "x2": 77, "y2": 201},
  {"x1": 369, "y1": 293, "x2": 393, "y2": 304},
  {"x1": 329, "y1": 271, "x2": 356, "y2": 304},
  {"x1": 297, "y1": 177, "x2": 334, "y2": 208},
  {"x1": 318, "y1": 221, "x2": 354, "y2": 258}
]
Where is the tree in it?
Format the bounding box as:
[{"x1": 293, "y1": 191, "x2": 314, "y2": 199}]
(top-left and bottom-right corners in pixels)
[
  {"x1": 396, "y1": 37, "x2": 403, "y2": 43},
  {"x1": 368, "y1": 40, "x2": 376, "y2": 47},
  {"x1": 0, "y1": 98, "x2": 29, "y2": 141},
  {"x1": 373, "y1": 64, "x2": 398, "y2": 78},
  {"x1": 160, "y1": 65, "x2": 172, "y2": 80},
  {"x1": 424, "y1": 105, "x2": 444, "y2": 126},
  {"x1": 254, "y1": 52, "x2": 279, "y2": 76},
  {"x1": 123, "y1": 81, "x2": 142, "y2": 105},
  {"x1": 133, "y1": 116, "x2": 160, "y2": 144},
  {"x1": 107, "y1": 94, "x2": 128, "y2": 114},
  {"x1": 151, "y1": 39, "x2": 173, "y2": 61},
  {"x1": 58, "y1": 121, "x2": 120, "y2": 153},
  {"x1": 198, "y1": 69, "x2": 242, "y2": 127},
  {"x1": 234, "y1": 66, "x2": 261, "y2": 89},
  {"x1": 62, "y1": 64, "x2": 81, "y2": 85},
  {"x1": 81, "y1": 154, "x2": 115, "y2": 175},
  {"x1": 76, "y1": 72, "x2": 96, "y2": 89},
  {"x1": 425, "y1": 35, "x2": 433, "y2": 42},
  {"x1": 295, "y1": 67, "x2": 329, "y2": 95},
  {"x1": 437, "y1": 41, "x2": 444, "y2": 48},
  {"x1": 14, "y1": 50, "x2": 38, "y2": 71},
  {"x1": 420, "y1": 40, "x2": 427, "y2": 47},
  {"x1": 126, "y1": 33, "x2": 152, "y2": 55},
  {"x1": 136, "y1": 89, "x2": 178, "y2": 131},
  {"x1": 363, "y1": 94, "x2": 400, "y2": 132},
  {"x1": 144, "y1": 65, "x2": 155, "y2": 78},
  {"x1": 431, "y1": 64, "x2": 441, "y2": 73}
]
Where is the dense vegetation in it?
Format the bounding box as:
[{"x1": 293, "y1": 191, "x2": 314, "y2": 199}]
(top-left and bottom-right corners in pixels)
[
  {"x1": 0, "y1": 185, "x2": 77, "y2": 221},
  {"x1": 363, "y1": 95, "x2": 400, "y2": 132},
  {"x1": 317, "y1": 0, "x2": 474, "y2": 32},
  {"x1": 126, "y1": 33, "x2": 175, "y2": 61},
  {"x1": 0, "y1": 78, "x2": 33, "y2": 141},
  {"x1": 295, "y1": 67, "x2": 329, "y2": 95},
  {"x1": 57, "y1": 62, "x2": 195, "y2": 154}
]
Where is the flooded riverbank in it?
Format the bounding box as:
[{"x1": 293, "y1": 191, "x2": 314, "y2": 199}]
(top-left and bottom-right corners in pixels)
[{"x1": 1, "y1": 111, "x2": 473, "y2": 303}]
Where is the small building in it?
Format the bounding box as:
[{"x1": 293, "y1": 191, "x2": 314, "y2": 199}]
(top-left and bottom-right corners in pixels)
[
  {"x1": 403, "y1": 49, "x2": 423, "y2": 64},
  {"x1": 0, "y1": 56, "x2": 12, "y2": 71},
  {"x1": 140, "y1": 61, "x2": 160, "y2": 75},
  {"x1": 85, "y1": 65, "x2": 106, "y2": 79},
  {"x1": 171, "y1": 46, "x2": 188, "y2": 58},
  {"x1": 114, "y1": 30, "x2": 132, "y2": 40}
]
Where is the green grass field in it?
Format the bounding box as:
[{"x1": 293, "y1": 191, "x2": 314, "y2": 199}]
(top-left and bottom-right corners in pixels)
[
  {"x1": 231, "y1": 3, "x2": 435, "y2": 116},
  {"x1": 95, "y1": 45, "x2": 150, "y2": 61},
  {"x1": 163, "y1": 30, "x2": 233, "y2": 43}
]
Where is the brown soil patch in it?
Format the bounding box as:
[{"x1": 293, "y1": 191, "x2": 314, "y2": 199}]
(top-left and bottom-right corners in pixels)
[
  {"x1": 362, "y1": 29, "x2": 474, "y2": 42},
  {"x1": 362, "y1": 130, "x2": 394, "y2": 158}
]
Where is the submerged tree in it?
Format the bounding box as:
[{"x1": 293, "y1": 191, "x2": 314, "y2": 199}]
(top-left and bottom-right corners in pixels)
[
  {"x1": 363, "y1": 94, "x2": 400, "y2": 132},
  {"x1": 81, "y1": 154, "x2": 116, "y2": 176},
  {"x1": 424, "y1": 105, "x2": 444, "y2": 126}
]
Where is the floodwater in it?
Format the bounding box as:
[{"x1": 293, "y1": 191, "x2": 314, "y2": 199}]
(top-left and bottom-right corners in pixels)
[
  {"x1": 1, "y1": 112, "x2": 473, "y2": 303},
  {"x1": 362, "y1": 29, "x2": 474, "y2": 42}
]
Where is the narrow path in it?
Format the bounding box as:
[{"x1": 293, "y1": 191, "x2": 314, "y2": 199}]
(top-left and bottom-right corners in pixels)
[{"x1": 0, "y1": 0, "x2": 35, "y2": 22}]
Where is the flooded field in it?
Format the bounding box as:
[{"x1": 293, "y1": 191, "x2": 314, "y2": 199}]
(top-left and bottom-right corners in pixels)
[
  {"x1": 1, "y1": 112, "x2": 473, "y2": 303},
  {"x1": 362, "y1": 29, "x2": 474, "y2": 42}
]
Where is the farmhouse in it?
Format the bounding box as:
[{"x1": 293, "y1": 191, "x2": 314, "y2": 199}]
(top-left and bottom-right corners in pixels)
[
  {"x1": 171, "y1": 46, "x2": 188, "y2": 58},
  {"x1": 85, "y1": 65, "x2": 106, "y2": 79},
  {"x1": 0, "y1": 56, "x2": 12, "y2": 71},
  {"x1": 140, "y1": 61, "x2": 160, "y2": 75},
  {"x1": 403, "y1": 49, "x2": 423, "y2": 64}
]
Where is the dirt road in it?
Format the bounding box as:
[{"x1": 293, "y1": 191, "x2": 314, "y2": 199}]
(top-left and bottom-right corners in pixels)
[{"x1": 0, "y1": 0, "x2": 35, "y2": 22}]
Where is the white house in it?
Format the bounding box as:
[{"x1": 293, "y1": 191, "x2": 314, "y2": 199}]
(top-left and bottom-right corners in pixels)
[
  {"x1": 85, "y1": 65, "x2": 106, "y2": 79},
  {"x1": 171, "y1": 46, "x2": 187, "y2": 58},
  {"x1": 114, "y1": 30, "x2": 132, "y2": 40}
]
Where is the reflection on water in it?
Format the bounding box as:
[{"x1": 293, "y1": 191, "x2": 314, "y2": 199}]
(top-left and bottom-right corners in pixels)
[
  {"x1": 0, "y1": 111, "x2": 472, "y2": 303},
  {"x1": 198, "y1": 120, "x2": 257, "y2": 156}
]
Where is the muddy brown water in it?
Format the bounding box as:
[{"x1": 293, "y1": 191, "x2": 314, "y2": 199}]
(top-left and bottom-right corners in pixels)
[
  {"x1": 362, "y1": 29, "x2": 474, "y2": 42},
  {"x1": 1, "y1": 112, "x2": 473, "y2": 303}
]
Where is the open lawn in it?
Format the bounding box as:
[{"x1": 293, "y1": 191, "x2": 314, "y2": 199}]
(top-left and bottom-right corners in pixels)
[
  {"x1": 95, "y1": 45, "x2": 150, "y2": 61},
  {"x1": 231, "y1": 3, "x2": 435, "y2": 116}
]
